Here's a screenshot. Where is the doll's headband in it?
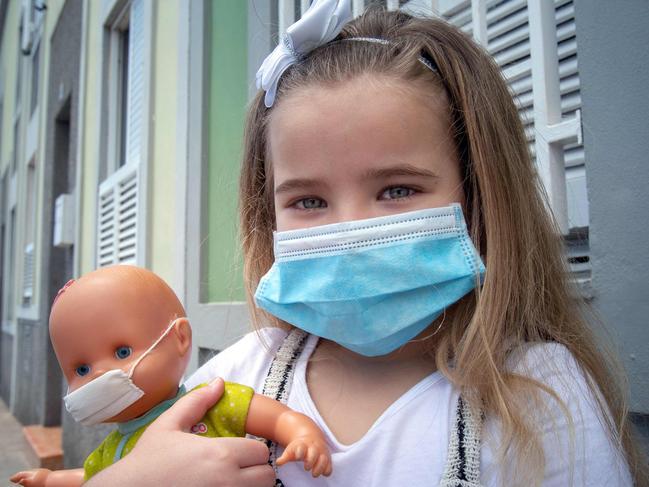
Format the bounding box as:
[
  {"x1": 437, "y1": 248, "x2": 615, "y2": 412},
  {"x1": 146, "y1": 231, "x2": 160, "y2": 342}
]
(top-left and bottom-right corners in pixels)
[{"x1": 256, "y1": 0, "x2": 438, "y2": 108}]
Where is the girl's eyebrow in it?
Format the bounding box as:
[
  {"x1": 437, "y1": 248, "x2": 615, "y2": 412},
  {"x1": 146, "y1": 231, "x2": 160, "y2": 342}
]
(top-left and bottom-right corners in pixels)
[
  {"x1": 361, "y1": 164, "x2": 440, "y2": 180},
  {"x1": 275, "y1": 177, "x2": 329, "y2": 195},
  {"x1": 275, "y1": 164, "x2": 439, "y2": 195}
]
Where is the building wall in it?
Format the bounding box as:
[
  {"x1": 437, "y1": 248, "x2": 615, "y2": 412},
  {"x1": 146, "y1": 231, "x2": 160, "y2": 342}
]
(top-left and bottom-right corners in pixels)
[
  {"x1": 77, "y1": 0, "x2": 99, "y2": 276},
  {"x1": 149, "y1": 0, "x2": 181, "y2": 285},
  {"x1": 575, "y1": 0, "x2": 649, "y2": 415},
  {"x1": 206, "y1": 0, "x2": 248, "y2": 303},
  {"x1": 0, "y1": 0, "x2": 21, "y2": 409}
]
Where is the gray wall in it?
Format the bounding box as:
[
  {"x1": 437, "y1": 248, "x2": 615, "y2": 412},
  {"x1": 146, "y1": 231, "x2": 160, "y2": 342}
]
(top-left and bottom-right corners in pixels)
[
  {"x1": 574, "y1": 0, "x2": 649, "y2": 414},
  {"x1": 0, "y1": 331, "x2": 12, "y2": 405},
  {"x1": 12, "y1": 319, "x2": 49, "y2": 425}
]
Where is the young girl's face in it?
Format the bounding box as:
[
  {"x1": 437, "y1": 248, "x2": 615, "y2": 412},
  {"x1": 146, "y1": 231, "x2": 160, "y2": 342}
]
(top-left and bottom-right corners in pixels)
[{"x1": 268, "y1": 74, "x2": 464, "y2": 232}]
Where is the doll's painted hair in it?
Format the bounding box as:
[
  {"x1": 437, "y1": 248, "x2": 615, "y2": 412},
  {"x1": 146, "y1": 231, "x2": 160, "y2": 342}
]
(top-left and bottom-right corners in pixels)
[{"x1": 239, "y1": 6, "x2": 647, "y2": 485}]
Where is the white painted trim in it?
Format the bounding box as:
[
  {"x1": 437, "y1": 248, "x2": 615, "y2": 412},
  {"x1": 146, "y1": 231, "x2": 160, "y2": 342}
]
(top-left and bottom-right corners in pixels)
[
  {"x1": 278, "y1": 0, "x2": 295, "y2": 35},
  {"x1": 101, "y1": 0, "x2": 129, "y2": 25},
  {"x1": 185, "y1": 0, "x2": 252, "y2": 372},
  {"x1": 174, "y1": 0, "x2": 190, "y2": 301},
  {"x1": 528, "y1": 0, "x2": 578, "y2": 234},
  {"x1": 15, "y1": 306, "x2": 38, "y2": 321},
  {"x1": 73, "y1": 0, "x2": 89, "y2": 278},
  {"x1": 300, "y1": 0, "x2": 311, "y2": 16},
  {"x1": 353, "y1": 0, "x2": 365, "y2": 17},
  {"x1": 135, "y1": 0, "x2": 153, "y2": 268},
  {"x1": 1, "y1": 320, "x2": 15, "y2": 335},
  {"x1": 25, "y1": 109, "x2": 39, "y2": 162},
  {"x1": 186, "y1": 302, "x2": 252, "y2": 374},
  {"x1": 185, "y1": 0, "x2": 205, "y2": 315},
  {"x1": 401, "y1": 0, "x2": 439, "y2": 17},
  {"x1": 387, "y1": 0, "x2": 400, "y2": 11},
  {"x1": 471, "y1": 0, "x2": 487, "y2": 45}
]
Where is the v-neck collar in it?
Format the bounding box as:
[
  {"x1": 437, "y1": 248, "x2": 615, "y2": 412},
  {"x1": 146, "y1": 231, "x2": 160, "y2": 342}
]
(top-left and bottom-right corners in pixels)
[{"x1": 292, "y1": 334, "x2": 445, "y2": 450}]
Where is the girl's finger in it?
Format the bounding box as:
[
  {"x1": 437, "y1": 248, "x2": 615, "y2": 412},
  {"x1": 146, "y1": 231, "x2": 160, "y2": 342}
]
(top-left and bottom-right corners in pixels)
[
  {"x1": 150, "y1": 378, "x2": 225, "y2": 432},
  {"x1": 214, "y1": 437, "x2": 271, "y2": 468},
  {"x1": 237, "y1": 464, "x2": 276, "y2": 487}
]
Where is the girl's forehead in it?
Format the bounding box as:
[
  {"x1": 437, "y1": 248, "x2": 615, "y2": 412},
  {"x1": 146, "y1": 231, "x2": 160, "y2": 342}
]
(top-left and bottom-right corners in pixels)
[{"x1": 267, "y1": 76, "x2": 454, "y2": 178}]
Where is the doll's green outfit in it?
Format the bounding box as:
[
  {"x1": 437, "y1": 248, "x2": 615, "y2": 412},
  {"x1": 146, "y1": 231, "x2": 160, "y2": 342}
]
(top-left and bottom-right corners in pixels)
[{"x1": 83, "y1": 382, "x2": 254, "y2": 481}]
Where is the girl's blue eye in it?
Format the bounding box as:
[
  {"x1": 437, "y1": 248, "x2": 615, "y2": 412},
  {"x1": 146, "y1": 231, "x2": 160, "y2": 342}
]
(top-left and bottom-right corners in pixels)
[
  {"x1": 295, "y1": 197, "x2": 327, "y2": 210},
  {"x1": 76, "y1": 365, "x2": 90, "y2": 377},
  {"x1": 115, "y1": 346, "x2": 132, "y2": 360},
  {"x1": 381, "y1": 186, "x2": 415, "y2": 200}
]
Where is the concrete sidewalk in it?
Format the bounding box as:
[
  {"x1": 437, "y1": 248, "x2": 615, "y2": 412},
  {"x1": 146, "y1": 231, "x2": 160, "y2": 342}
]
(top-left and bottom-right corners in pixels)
[{"x1": 0, "y1": 399, "x2": 33, "y2": 486}]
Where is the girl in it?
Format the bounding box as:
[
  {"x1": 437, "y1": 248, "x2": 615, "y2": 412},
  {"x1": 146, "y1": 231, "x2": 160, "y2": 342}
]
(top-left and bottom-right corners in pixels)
[{"x1": 85, "y1": 1, "x2": 646, "y2": 486}]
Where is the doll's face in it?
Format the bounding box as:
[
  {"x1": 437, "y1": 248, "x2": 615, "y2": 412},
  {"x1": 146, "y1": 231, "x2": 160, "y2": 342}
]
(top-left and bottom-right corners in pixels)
[{"x1": 50, "y1": 269, "x2": 190, "y2": 423}]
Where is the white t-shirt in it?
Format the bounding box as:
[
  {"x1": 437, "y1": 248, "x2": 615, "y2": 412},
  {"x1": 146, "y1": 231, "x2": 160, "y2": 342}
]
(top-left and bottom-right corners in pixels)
[{"x1": 185, "y1": 327, "x2": 632, "y2": 486}]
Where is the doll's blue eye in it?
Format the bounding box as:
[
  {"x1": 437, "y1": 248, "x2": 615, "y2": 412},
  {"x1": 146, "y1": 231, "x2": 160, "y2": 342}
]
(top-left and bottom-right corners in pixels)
[
  {"x1": 115, "y1": 346, "x2": 132, "y2": 359},
  {"x1": 76, "y1": 365, "x2": 90, "y2": 377}
]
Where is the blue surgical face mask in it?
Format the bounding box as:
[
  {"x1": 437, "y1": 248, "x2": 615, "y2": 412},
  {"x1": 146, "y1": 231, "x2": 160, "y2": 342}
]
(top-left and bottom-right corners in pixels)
[{"x1": 254, "y1": 204, "x2": 485, "y2": 356}]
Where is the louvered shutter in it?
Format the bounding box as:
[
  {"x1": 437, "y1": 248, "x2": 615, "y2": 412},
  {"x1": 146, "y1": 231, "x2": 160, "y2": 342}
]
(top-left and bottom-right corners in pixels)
[
  {"x1": 435, "y1": 0, "x2": 586, "y2": 231},
  {"x1": 97, "y1": 165, "x2": 139, "y2": 266},
  {"x1": 22, "y1": 242, "x2": 34, "y2": 300},
  {"x1": 96, "y1": 0, "x2": 145, "y2": 267},
  {"x1": 434, "y1": 0, "x2": 588, "y2": 279}
]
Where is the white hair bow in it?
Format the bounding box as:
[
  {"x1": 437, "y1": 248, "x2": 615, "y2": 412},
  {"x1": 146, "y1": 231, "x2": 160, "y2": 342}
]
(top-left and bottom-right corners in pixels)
[{"x1": 256, "y1": 0, "x2": 353, "y2": 108}]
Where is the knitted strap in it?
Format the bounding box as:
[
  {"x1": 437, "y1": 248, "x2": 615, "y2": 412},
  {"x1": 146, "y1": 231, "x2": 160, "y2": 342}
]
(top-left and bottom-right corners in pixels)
[
  {"x1": 261, "y1": 328, "x2": 310, "y2": 486},
  {"x1": 439, "y1": 395, "x2": 484, "y2": 487}
]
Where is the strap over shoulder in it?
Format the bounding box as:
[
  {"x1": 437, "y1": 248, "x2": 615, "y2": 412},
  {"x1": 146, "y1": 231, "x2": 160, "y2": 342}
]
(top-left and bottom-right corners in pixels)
[
  {"x1": 261, "y1": 328, "x2": 310, "y2": 486},
  {"x1": 440, "y1": 395, "x2": 484, "y2": 487}
]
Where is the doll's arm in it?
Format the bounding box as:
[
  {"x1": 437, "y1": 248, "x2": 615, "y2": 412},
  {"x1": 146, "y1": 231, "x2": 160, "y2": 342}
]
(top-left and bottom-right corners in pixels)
[
  {"x1": 245, "y1": 393, "x2": 332, "y2": 477},
  {"x1": 10, "y1": 468, "x2": 84, "y2": 487}
]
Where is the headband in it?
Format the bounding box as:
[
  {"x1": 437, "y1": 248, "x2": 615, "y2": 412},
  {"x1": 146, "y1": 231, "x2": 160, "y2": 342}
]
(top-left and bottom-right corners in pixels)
[{"x1": 256, "y1": 0, "x2": 438, "y2": 108}]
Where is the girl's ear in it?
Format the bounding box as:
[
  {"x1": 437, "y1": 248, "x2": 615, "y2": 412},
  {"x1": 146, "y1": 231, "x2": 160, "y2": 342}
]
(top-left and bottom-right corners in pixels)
[{"x1": 172, "y1": 318, "x2": 192, "y2": 357}]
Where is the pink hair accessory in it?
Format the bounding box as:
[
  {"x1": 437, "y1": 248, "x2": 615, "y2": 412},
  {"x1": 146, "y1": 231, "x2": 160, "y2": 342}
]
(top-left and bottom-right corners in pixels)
[{"x1": 53, "y1": 279, "x2": 76, "y2": 306}]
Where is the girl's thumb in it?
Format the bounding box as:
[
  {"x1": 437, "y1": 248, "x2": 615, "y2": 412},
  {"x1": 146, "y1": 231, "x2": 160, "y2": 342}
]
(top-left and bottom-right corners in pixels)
[{"x1": 150, "y1": 378, "x2": 225, "y2": 432}]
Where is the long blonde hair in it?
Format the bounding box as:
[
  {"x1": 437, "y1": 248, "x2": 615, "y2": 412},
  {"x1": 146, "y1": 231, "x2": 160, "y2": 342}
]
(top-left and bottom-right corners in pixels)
[{"x1": 239, "y1": 7, "x2": 648, "y2": 486}]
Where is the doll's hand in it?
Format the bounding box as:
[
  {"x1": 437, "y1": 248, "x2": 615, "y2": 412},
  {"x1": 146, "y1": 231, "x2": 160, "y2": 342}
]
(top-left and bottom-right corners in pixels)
[
  {"x1": 276, "y1": 436, "x2": 332, "y2": 477},
  {"x1": 9, "y1": 468, "x2": 51, "y2": 486}
]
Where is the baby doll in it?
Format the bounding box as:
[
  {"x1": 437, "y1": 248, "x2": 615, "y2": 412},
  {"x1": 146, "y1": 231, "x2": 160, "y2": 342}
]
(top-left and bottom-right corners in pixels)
[{"x1": 11, "y1": 265, "x2": 331, "y2": 486}]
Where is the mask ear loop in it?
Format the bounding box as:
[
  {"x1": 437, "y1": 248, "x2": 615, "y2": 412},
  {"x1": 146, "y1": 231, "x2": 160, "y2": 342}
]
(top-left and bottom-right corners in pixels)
[{"x1": 127, "y1": 318, "x2": 185, "y2": 379}]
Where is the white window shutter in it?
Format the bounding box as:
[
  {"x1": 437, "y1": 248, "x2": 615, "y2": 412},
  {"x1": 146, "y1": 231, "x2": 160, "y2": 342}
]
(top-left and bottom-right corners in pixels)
[
  {"x1": 97, "y1": 0, "x2": 145, "y2": 268},
  {"x1": 439, "y1": 0, "x2": 586, "y2": 232},
  {"x1": 22, "y1": 242, "x2": 34, "y2": 300},
  {"x1": 97, "y1": 164, "x2": 139, "y2": 266}
]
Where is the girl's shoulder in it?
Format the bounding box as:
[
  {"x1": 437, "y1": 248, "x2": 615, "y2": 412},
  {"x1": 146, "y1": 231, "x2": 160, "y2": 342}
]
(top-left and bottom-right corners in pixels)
[
  {"x1": 184, "y1": 327, "x2": 289, "y2": 391},
  {"x1": 507, "y1": 341, "x2": 592, "y2": 397},
  {"x1": 482, "y1": 341, "x2": 632, "y2": 486}
]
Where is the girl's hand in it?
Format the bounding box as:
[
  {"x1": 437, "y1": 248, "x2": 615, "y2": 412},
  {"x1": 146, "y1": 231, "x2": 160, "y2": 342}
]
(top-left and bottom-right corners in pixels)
[
  {"x1": 85, "y1": 378, "x2": 276, "y2": 487},
  {"x1": 276, "y1": 436, "x2": 332, "y2": 477}
]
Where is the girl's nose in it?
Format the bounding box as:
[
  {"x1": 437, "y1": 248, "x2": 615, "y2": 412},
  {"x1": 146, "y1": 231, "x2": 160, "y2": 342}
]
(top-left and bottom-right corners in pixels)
[{"x1": 332, "y1": 200, "x2": 376, "y2": 224}]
